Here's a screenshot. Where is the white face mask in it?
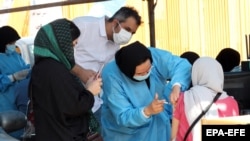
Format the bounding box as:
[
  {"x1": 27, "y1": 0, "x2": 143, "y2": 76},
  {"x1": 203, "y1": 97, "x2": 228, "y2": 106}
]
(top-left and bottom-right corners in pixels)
[
  {"x1": 6, "y1": 44, "x2": 16, "y2": 54},
  {"x1": 133, "y1": 67, "x2": 152, "y2": 81},
  {"x1": 113, "y1": 22, "x2": 132, "y2": 45}
]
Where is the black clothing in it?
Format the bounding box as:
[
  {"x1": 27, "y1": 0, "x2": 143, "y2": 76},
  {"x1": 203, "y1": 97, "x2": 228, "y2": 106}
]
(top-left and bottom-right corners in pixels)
[{"x1": 31, "y1": 58, "x2": 94, "y2": 141}]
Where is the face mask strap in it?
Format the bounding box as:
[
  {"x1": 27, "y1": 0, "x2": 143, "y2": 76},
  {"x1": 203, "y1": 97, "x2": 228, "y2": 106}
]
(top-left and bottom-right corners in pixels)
[
  {"x1": 112, "y1": 21, "x2": 132, "y2": 45},
  {"x1": 117, "y1": 21, "x2": 122, "y2": 29},
  {"x1": 113, "y1": 21, "x2": 122, "y2": 33}
]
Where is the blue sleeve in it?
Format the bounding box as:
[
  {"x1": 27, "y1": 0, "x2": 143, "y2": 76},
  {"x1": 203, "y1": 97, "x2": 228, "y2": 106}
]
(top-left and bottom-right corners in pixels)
[
  {"x1": 0, "y1": 74, "x2": 13, "y2": 92},
  {"x1": 102, "y1": 64, "x2": 151, "y2": 128},
  {"x1": 149, "y1": 47, "x2": 192, "y2": 91},
  {"x1": 14, "y1": 78, "x2": 30, "y2": 114},
  {"x1": 0, "y1": 53, "x2": 30, "y2": 92}
]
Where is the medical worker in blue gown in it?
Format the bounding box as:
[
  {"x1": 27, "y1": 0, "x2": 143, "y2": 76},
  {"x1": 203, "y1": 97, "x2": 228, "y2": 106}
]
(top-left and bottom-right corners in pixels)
[
  {"x1": 101, "y1": 41, "x2": 191, "y2": 141},
  {"x1": 0, "y1": 26, "x2": 30, "y2": 139}
]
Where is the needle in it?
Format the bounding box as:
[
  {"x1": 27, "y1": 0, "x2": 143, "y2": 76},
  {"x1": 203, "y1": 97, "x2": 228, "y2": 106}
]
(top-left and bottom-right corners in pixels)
[{"x1": 164, "y1": 101, "x2": 170, "y2": 104}]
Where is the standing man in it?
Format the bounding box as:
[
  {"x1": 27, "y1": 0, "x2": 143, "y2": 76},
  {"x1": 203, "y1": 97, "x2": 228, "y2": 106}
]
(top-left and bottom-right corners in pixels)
[{"x1": 71, "y1": 6, "x2": 142, "y2": 127}]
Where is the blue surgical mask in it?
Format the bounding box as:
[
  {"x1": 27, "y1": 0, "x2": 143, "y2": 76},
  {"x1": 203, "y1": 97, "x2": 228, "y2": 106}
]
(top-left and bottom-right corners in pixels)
[
  {"x1": 133, "y1": 67, "x2": 152, "y2": 81},
  {"x1": 6, "y1": 44, "x2": 16, "y2": 54}
]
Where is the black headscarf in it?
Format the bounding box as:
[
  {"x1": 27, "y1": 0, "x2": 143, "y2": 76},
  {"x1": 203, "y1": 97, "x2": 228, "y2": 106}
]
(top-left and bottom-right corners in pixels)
[
  {"x1": 115, "y1": 41, "x2": 152, "y2": 81},
  {"x1": 0, "y1": 26, "x2": 20, "y2": 53},
  {"x1": 180, "y1": 51, "x2": 200, "y2": 65},
  {"x1": 216, "y1": 48, "x2": 240, "y2": 72}
]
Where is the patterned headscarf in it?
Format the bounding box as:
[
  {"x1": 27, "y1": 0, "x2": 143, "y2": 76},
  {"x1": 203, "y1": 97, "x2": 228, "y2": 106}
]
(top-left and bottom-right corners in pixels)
[
  {"x1": 34, "y1": 18, "x2": 77, "y2": 70},
  {"x1": 34, "y1": 18, "x2": 101, "y2": 133}
]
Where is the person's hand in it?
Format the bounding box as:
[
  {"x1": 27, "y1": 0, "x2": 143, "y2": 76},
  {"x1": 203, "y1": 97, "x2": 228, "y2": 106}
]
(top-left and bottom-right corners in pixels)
[
  {"x1": 169, "y1": 85, "x2": 181, "y2": 106},
  {"x1": 143, "y1": 93, "x2": 165, "y2": 117},
  {"x1": 71, "y1": 64, "x2": 96, "y2": 83},
  {"x1": 82, "y1": 69, "x2": 96, "y2": 83},
  {"x1": 13, "y1": 69, "x2": 30, "y2": 81},
  {"x1": 85, "y1": 76, "x2": 102, "y2": 96}
]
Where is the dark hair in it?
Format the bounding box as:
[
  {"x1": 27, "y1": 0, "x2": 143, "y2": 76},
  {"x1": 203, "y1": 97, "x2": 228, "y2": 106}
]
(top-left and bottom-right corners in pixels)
[
  {"x1": 216, "y1": 48, "x2": 240, "y2": 72},
  {"x1": 0, "y1": 26, "x2": 20, "y2": 53},
  {"x1": 180, "y1": 51, "x2": 200, "y2": 65},
  {"x1": 108, "y1": 6, "x2": 142, "y2": 26},
  {"x1": 69, "y1": 21, "x2": 80, "y2": 41}
]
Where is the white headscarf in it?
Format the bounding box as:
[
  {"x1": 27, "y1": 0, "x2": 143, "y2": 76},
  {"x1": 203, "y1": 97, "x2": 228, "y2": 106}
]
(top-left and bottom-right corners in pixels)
[
  {"x1": 15, "y1": 36, "x2": 35, "y2": 67},
  {"x1": 184, "y1": 57, "x2": 228, "y2": 141}
]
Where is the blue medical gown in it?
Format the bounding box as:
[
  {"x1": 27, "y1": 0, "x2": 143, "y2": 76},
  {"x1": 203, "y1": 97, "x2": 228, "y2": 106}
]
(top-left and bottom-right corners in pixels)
[
  {"x1": 0, "y1": 52, "x2": 30, "y2": 138},
  {"x1": 101, "y1": 47, "x2": 191, "y2": 141}
]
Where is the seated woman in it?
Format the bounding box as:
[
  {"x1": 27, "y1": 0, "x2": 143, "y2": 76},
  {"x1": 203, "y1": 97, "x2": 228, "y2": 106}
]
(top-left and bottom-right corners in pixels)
[
  {"x1": 0, "y1": 25, "x2": 31, "y2": 139},
  {"x1": 171, "y1": 57, "x2": 239, "y2": 141}
]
